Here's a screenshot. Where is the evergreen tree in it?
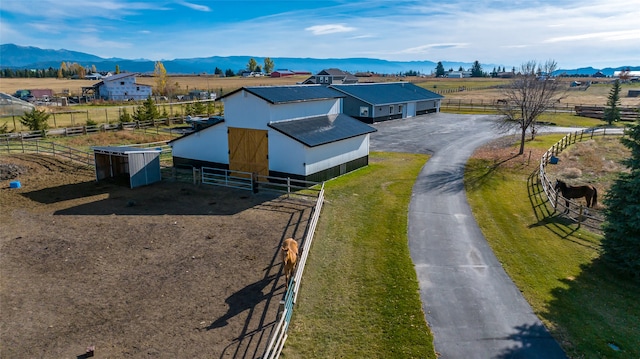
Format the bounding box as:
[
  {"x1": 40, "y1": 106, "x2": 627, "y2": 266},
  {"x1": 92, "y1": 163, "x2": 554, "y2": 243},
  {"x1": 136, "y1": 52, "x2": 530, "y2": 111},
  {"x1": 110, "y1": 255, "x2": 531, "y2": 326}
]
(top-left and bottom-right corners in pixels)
[
  {"x1": 225, "y1": 69, "x2": 235, "y2": 77},
  {"x1": 115, "y1": 64, "x2": 121, "y2": 74},
  {"x1": 471, "y1": 60, "x2": 484, "y2": 77},
  {"x1": 119, "y1": 108, "x2": 132, "y2": 123},
  {"x1": 601, "y1": 120, "x2": 640, "y2": 280},
  {"x1": 20, "y1": 108, "x2": 50, "y2": 133},
  {"x1": 192, "y1": 100, "x2": 206, "y2": 115},
  {"x1": 435, "y1": 62, "x2": 445, "y2": 77},
  {"x1": 133, "y1": 97, "x2": 160, "y2": 122},
  {"x1": 214, "y1": 67, "x2": 223, "y2": 75},
  {"x1": 604, "y1": 79, "x2": 621, "y2": 125}
]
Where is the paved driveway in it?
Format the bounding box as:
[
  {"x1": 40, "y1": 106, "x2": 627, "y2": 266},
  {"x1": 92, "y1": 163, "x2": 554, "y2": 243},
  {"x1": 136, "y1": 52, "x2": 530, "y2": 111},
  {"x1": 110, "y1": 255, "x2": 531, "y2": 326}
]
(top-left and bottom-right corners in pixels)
[{"x1": 370, "y1": 113, "x2": 567, "y2": 359}]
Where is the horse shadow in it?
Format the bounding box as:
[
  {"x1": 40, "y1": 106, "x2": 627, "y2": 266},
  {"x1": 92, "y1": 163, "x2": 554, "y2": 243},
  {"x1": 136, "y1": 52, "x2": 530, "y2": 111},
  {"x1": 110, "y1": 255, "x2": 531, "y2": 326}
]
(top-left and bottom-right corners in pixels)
[{"x1": 207, "y1": 276, "x2": 276, "y2": 330}]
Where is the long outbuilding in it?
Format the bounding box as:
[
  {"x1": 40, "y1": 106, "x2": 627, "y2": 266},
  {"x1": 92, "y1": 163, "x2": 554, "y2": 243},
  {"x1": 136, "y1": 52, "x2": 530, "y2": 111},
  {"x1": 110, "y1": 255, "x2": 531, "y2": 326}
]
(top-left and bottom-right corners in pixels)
[{"x1": 330, "y1": 82, "x2": 443, "y2": 123}]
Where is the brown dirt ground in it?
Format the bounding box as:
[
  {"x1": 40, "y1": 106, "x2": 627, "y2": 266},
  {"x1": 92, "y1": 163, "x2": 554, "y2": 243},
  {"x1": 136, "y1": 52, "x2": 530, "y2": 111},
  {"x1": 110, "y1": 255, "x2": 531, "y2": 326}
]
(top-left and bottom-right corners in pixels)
[{"x1": 0, "y1": 154, "x2": 315, "y2": 359}]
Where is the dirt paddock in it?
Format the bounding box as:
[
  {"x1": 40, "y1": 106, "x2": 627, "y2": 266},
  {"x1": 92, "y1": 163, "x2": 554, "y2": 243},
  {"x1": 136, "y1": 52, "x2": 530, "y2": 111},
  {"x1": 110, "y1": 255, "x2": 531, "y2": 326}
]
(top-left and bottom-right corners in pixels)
[{"x1": 0, "y1": 154, "x2": 315, "y2": 358}]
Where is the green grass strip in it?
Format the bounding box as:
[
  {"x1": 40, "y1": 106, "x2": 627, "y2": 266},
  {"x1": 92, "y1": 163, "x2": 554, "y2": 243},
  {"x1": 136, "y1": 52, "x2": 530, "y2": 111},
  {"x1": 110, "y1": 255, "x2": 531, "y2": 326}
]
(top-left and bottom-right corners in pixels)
[
  {"x1": 283, "y1": 152, "x2": 435, "y2": 359},
  {"x1": 465, "y1": 135, "x2": 640, "y2": 358}
]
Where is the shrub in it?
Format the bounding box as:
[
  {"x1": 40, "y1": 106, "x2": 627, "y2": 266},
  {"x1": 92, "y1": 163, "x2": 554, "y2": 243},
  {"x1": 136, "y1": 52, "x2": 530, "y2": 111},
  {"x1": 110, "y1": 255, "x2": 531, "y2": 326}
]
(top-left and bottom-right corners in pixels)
[{"x1": 19, "y1": 108, "x2": 50, "y2": 133}]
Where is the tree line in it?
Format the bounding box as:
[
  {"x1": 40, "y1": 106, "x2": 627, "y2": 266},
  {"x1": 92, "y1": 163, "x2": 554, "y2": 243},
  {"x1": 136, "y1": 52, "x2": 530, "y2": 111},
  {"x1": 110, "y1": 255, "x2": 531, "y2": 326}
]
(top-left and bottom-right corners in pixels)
[{"x1": 0, "y1": 57, "x2": 276, "y2": 79}]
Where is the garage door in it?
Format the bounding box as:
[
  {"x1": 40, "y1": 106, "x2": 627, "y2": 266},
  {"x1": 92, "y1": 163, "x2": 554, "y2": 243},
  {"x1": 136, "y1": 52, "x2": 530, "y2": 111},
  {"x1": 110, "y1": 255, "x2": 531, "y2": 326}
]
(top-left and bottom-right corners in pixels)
[{"x1": 228, "y1": 127, "x2": 269, "y2": 177}]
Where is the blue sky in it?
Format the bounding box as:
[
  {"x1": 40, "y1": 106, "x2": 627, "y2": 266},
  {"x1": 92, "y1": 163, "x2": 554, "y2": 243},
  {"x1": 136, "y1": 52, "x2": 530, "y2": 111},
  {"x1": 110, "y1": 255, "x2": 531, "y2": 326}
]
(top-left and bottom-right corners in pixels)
[{"x1": 1, "y1": 0, "x2": 639, "y2": 69}]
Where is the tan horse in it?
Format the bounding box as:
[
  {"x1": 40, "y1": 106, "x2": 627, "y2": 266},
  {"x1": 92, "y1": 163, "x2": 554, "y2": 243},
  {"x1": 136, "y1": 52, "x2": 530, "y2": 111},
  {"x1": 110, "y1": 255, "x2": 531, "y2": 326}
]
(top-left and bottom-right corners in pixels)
[{"x1": 281, "y1": 238, "x2": 299, "y2": 290}]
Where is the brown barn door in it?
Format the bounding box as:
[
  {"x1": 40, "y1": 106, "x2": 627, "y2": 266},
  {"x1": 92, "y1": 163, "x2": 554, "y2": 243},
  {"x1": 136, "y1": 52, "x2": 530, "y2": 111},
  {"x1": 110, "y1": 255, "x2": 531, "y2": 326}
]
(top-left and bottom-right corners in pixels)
[{"x1": 228, "y1": 127, "x2": 269, "y2": 177}]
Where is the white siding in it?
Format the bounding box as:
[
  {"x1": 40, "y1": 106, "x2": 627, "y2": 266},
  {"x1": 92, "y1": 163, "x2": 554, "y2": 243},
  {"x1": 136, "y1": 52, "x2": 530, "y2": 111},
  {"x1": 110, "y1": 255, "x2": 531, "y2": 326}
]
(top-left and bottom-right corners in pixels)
[
  {"x1": 269, "y1": 99, "x2": 340, "y2": 121},
  {"x1": 269, "y1": 131, "x2": 307, "y2": 175},
  {"x1": 223, "y1": 92, "x2": 271, "y2": 129},
  {"x1": 222, "y1": 90, "x2": 341, "y2": 129},
  {"x1": 171, "y1": 126, "x2": 229, "y2": 164},
  {"x1": 304, "y1": 135, "x2": 369, "y2": 175}
]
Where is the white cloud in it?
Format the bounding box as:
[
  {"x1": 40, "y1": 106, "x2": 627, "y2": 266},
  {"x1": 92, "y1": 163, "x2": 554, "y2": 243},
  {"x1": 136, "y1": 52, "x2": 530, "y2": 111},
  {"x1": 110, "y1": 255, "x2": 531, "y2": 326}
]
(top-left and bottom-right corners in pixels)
[
  {"x1": 399, "y1": 43, "x2": 469, "y2": 54},
  {"x1": 178, "y1": 1, "x2": 212, "y2": 12},
  {"x1": 545, "y1": 29, "x2": 640, "y2": 43},
  {"x1": 306, "y1": 24, "x2": 356, "y2": 35}
]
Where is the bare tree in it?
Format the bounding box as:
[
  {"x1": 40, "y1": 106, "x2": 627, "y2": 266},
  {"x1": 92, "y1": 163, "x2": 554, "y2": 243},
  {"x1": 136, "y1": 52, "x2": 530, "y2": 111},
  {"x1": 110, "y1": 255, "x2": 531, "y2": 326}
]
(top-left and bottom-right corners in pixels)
[{"x1": 498, "y1": 60, "x2": 565, "y2": 155}]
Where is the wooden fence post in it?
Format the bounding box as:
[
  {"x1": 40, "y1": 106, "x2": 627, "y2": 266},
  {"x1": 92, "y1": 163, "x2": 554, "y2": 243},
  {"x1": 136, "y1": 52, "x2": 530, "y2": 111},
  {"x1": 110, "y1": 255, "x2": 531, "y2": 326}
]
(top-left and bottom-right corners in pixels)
[{"x1": 578, "y1": 206, "x2": 583, "y2": 227}]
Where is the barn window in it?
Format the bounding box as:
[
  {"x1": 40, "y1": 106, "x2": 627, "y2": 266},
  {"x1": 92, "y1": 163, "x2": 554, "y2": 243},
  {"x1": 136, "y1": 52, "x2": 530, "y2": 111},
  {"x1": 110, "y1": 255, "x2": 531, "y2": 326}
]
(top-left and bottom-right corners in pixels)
[
  {"x1": 360, "y1": 106, "x2": 369, "y2": 116},
  {"x1": 398, "y1": 105, "x2": 403, "y2": 113},
  {"x1": 389, "y1": 105, "x2": 394, "y2": 113}
]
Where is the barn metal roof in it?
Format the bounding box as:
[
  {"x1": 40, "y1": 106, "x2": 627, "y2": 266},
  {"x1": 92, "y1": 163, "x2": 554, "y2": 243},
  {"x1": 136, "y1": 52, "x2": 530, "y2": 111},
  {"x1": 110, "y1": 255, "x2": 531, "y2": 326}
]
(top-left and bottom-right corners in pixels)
[
  {"x1": 220, "y1": 85, "x2": 345, "y2": 104},
  {"x1": 268, "y1": 113, "x2": 377, "y2": 147},
  {"x1": 330, "y1": 82, "x2": 443, "y2": 106},
  {"x1": 92, "y1": 146, "x2": 162, "y2": 156}
]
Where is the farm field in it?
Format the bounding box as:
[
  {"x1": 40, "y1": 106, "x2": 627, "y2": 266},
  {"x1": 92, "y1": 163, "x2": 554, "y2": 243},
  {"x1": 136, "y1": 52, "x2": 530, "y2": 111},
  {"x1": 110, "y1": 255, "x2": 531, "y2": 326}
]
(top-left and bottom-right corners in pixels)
[
  {"x1": 1, "y1": 76, "x2": 638, "y2": 131},
  {"x1": 3, "y1": 75, "x2": 639, "y2": 107},
  {"x1": 0, "y1": 154, "x2": 316, "y2": 358}
]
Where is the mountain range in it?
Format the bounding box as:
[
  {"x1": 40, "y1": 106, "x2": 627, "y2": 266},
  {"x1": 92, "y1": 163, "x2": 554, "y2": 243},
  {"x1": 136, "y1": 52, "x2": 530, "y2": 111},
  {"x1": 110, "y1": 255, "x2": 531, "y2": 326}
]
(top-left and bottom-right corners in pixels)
[{"x1": 1, "y1": 43, "x2": 638, "y2": 77}]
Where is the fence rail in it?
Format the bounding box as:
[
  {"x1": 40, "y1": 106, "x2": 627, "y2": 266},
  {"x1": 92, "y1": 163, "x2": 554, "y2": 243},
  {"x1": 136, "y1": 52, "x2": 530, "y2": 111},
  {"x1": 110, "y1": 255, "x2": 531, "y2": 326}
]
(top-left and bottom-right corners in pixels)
[
  {"x1": 539, "y1": 127, "x2": 625, "y2": 228},
  {"x1": 0, "y1": 119, "x2": 186, "y2": 142},
  {"x1": 440, "y1": 99, "x2": 639, "y2": 118},
  {"x1": 0, "y1": 138, "x2": 94, "y2": 166}
]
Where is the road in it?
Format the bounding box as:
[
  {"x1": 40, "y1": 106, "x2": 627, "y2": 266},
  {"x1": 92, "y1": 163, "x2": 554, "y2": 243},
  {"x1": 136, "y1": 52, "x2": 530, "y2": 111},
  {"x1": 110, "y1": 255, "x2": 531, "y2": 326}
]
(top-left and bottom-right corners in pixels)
[{"x1": 370, "y1": 113, "x2": 567, "y2": 359}]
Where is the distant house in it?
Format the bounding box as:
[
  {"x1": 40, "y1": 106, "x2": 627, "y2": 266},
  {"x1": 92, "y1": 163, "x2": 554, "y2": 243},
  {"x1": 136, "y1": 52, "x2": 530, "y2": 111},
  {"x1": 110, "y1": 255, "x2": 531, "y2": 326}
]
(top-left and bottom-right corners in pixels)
[
  {"x1": 445, "y1": 71, "x2": 472, "y2": 78},
  {"x1": 169, "y1": 85, "x2": 377, "y2": 182},
  {"x1": 270, "y1": 69, "x2": 295, "y2": 78},
  {"x1": 95, "y1": 73, "x2": 152, "y2": 101},
  {"x1": 188, "y1": 90, "x2": 216, "y2": 100},
  {"x1": 592, "y1": 71, "x2": 607, "y2": 78},
  {"x1": 330, "y1": 82, "x2": 443, "y2": 123},
  {"x1": 302, "y1": 68, "x2": 358, "y2": 85}
]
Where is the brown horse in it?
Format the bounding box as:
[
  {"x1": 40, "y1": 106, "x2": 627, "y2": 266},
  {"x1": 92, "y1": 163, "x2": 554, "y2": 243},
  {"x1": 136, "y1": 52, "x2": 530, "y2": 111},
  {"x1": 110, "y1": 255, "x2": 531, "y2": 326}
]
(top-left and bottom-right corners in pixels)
[
  {"x1": 554, "y1": 179, "x2": 598, "y2": 212},
  {"x1": 281, "y1": 238, "x2": 299, "y2": 291}
]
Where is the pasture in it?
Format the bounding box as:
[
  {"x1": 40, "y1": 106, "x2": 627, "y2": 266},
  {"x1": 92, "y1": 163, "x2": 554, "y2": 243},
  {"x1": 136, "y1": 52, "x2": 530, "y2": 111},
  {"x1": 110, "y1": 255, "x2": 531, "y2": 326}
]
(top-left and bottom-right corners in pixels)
[
  {"x1": 0, "y1": 154, "x2": 316, "y2": 358},
  {"x1": 465, "y1": 134, "x2": 640, "y2": 358}
]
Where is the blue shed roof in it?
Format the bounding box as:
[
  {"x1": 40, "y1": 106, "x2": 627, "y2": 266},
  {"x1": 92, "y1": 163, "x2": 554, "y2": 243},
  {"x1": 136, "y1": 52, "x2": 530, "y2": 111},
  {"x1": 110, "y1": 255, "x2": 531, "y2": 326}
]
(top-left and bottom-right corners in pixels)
[
  {"x1": 268, "y1": 113, "x2": 377, "y2": 147},
  {"x1": 330, "y1": 82, "x2": 443, "y2": 106}
]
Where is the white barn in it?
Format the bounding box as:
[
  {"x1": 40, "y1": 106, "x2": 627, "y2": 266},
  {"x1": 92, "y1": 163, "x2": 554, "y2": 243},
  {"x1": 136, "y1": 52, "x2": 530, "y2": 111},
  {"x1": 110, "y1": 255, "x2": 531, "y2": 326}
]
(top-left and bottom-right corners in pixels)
[{"x1": 169, "y1": 85, "x2": 377, "y2": 182}]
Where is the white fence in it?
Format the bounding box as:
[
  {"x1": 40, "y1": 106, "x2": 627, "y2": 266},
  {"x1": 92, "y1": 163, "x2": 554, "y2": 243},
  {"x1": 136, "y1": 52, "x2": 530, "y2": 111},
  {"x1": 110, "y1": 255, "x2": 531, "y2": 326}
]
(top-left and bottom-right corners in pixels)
[
  {"x1": 539, "y1": 127, "x2": 624, "y2": 228},
  {"x1": 262, "y1": 185, "x2": 325, "y2": 359}
]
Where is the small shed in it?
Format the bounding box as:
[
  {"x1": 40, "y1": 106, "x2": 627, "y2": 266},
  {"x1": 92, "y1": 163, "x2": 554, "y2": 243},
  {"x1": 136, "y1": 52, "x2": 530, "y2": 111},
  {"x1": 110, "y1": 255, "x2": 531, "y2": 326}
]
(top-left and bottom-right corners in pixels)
[{"x1": 93, "y1": 146, "x2": 162, "y2": 188}]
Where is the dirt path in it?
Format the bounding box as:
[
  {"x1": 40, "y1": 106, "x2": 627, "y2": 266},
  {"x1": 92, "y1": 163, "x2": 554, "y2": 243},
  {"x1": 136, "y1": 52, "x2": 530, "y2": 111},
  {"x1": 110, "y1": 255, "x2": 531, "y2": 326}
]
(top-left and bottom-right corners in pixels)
[{"x1": 0, "y1": 154, "x2": 315, "y2": 358}]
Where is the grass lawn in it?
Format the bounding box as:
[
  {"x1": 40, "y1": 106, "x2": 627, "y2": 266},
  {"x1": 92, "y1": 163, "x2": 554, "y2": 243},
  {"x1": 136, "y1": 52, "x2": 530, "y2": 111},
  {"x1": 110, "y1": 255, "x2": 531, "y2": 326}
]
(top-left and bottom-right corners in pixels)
[
  {"x1": 465, "y1": 135, "x2": 640, "y2": 358},
  {"x1": 282, "y1": 152, "x2": 435, "y2": 359}
]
